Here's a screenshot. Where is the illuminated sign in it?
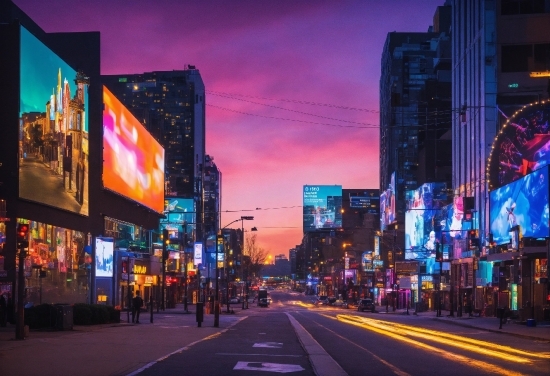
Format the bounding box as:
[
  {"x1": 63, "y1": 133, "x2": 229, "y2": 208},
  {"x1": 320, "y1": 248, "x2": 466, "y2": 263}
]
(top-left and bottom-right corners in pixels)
[
  {"x1": 529, "y1": 71, "x2": 550, "y2": 78},
  {"x1": 19, "y1": 26, "x2": 89, "y2": 215},
  {"x1": 95, "y1": 237, "x2": 114, "y2": 278},
  {"x1": 103, "y1": 86, "x2": 165, "y2": 213},
  {"x1": 133, "y1": 265, "x2": 147, "y2": 274},
  {"x1": 380, "y1": 171, "x2": 397, "y2": 230},
  {"x1": 194, "y1": 243, "x2": 203, "y2": 266},
  {"x1": 489, "y1": 166, "x2": 549, "y2": 245},
  {"x1": 303, "y1": 185, "x2": 342, "y2": 232}
]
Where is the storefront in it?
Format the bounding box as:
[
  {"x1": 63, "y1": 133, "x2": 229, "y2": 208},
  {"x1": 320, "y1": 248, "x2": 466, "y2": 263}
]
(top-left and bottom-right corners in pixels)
[{"x1": 115, "y1": 252, "x2": 161, "y2": 310}]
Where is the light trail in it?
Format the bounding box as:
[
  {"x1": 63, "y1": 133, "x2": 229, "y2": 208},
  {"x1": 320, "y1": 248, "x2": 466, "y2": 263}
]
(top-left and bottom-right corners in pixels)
[
  {"x1": 337, "y1": 314, "x2": 550, "y2": 361},
  {"x1": 327, "y1": 314, "x2": 527, "y2": 376}
]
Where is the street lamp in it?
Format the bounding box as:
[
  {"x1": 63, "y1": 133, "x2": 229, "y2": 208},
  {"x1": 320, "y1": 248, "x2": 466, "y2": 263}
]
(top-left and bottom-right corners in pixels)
[{"x1": 214, "y1": 215, "x2": 254, "y2": 327}]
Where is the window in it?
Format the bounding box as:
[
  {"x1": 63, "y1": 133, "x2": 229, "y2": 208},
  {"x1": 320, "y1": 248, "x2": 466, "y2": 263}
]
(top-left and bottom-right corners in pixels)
[
  {"x1": 534, "y1": 43, "x2": 550, "y2": 71},
  {"x1": 501, "y1": 44, "x2": 532, "y2": 72},
  {"x1": 501, "y1": 0, "x2": 547, "y2": 15}
]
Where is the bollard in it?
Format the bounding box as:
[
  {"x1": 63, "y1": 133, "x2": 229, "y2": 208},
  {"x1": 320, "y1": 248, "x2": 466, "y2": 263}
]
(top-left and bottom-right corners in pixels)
[
  {"x1": 196, "y1": 302, "x2": 204, "y2": 327},
  {"x1": 498, "y1": 308, "x2": 504, "y2": 329},
  {"x1": 150, "y1": 295, "x2": 153, "y2": 324}
]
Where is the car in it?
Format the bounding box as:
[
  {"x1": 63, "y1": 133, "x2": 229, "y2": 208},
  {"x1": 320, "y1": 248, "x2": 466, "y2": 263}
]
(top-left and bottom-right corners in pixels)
[
  {"x1": 229, "y1": 297, "x2": 240, "y2": 304},
  {"x1": 357, "y1": 298, "x2": 375, "y2": 312},
  {"x1": 258, "y1": 298, "x2": 269, "y2": 307}
]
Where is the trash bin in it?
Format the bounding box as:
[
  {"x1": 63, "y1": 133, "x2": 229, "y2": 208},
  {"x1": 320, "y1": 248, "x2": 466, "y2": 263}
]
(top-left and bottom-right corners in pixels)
[
  {"x1": 54, "y1": 304, "x2": 73, "y2": 330},
  {"x1": 526, "y1": 319, "x2": 536, "y2": 327}
]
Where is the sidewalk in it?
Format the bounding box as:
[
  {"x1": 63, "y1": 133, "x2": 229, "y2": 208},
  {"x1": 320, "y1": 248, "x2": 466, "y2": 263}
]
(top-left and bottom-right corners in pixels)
[
  {"x1": 379, "y1": 307, "x2": 550, "y2": 342},
  {"x1": 0, "y1": 303, "x2": 246, "y2": 376}
]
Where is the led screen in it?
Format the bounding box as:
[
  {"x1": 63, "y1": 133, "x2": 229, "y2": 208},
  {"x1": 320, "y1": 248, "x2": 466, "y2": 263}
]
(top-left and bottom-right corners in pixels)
[
  {"x1": 103, "y1": 86, "x2": 165, "y2": 213},
  {"x1": 19, "y1": 26, "x2": 89, "y2": 215},
  {"x1": 303, "y1": 185, "x2": 342, "y2": 232},
  {"x1": 160, "y1": 198, "x2": 195, "y2": 243},
  {"x1": 404, "y1": 182, "x2": 451, "y2": 260},
  {"x1": 380, "y1": 171, "x2": 396, "y2": 230},
  {"x1": 489, "y1": 166, "x2": 549, "y2": 245},
  {"x1": 350, "y1": 192, "x2": 379, "y2": 213},
  {"x1": 95, "y1": 237, "x2": 114, "y2": 277},
  {"x1": 488, "y1": 102, "x2": 550, "y2": 189}
]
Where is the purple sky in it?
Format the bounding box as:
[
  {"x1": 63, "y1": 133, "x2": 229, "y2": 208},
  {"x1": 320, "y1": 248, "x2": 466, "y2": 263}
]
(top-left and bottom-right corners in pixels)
[{"x1": 14, "y1": 0, "x2": 445, "y2": 258}]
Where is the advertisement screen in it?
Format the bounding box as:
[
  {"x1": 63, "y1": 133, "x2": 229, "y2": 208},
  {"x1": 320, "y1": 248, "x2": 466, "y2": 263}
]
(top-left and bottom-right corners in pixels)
[
  {"x1": 303, "y1": 185, "x2": 342, "y2": 232},
  {"x1": 488, "y1": 102, "x2": 550, "y2": 189},
  {"x1": 103, "y1": 86, "x2": 165, "y2": 213},
  {"x1": 380, "y1": 171, "x2": 397, "y2": 230},
  {"x1": 350, "y1": 194, "x2": 379, "y2": 213},
  {"x1": 95, "y1": 237, "x2": 114, "y2": 277},
  {"x1": 19, "y1": 26, "x2": 89, "y2": 215},
  {"x1": 404, "y1": 182, "x2": 451, "y2": 260},
  {"x1": 160, "y1": 198, "x2": 195, "y2": 242},
  {"x1": 489, "y1": 166, "x2": 549, "y2": 245}
]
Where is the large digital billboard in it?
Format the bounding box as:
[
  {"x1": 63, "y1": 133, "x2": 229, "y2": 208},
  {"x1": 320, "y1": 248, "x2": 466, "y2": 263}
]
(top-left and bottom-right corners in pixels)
[
  {"x1": 380, "y1": 171, "x2": 396, "y2": 230},
  {"x1": 303, "y1": 185, "x2": 342, "y2": 232},
  {"x1": 103, "y1": 86, "x2": 165, "y2": 213},
  {"x1": 404, "y1": 182, "x2": 451, "y2": 260},
  {"x1": 487, "y1": 102, "x2": 550, "y2": 190},
  {"x1": 489, "y1": 166, "x2": 549, "y2": 245},
  {"x1": 19, "y1": 26, "x2": 89, "y2": 215}
]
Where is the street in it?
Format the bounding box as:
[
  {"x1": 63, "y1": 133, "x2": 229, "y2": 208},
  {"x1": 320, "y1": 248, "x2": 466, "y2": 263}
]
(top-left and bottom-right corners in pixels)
[{"x1": 1, "y1": 290, "x2": 549, "y2": 376}]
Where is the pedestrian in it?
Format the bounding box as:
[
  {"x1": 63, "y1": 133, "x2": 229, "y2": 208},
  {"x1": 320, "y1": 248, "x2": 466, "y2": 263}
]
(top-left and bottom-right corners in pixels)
[
  {"x1": 0, "y1": 294, "x2": 7, "y2": 327},
  {"x1": 132, "y1": 291, "x2": 144, "y2": 324}
]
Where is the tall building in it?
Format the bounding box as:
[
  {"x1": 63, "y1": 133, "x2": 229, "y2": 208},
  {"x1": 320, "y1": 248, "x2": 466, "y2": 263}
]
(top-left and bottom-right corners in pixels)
[
  {"x1": 452, "y1": 0, "x2": 550, "y2": 321},
  {"x1": 102, "y1": 68, "x2": 208, "y2": 236},
  {"x1": 380, "y1": 3, "x2": 453, "y2": 221}
]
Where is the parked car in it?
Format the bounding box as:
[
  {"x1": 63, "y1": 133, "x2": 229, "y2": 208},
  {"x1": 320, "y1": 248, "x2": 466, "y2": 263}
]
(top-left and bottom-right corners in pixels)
[
  {"x1": 229, "y1": 297, "x2": 240, "y2": 304},
  {"x1": 357, "y1": 298, "x2": 375, "y2": 312}
]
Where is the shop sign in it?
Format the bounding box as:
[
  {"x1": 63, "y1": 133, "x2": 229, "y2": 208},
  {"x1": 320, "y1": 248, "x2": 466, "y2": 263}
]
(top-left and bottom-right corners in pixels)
[
  {"x1": 395, "y1": 261, "x2": 418, "y2": 274},
  {"x1": 421, "y1": 275, "x2": 433, "y2": 282},
  {"x1": 145, "y1": 276, "x2": 154, "y2": 285},
  {"x1": 133, "y1": 265, "x2": 147, "y2": 274},
  {"x1": 323, "y1": 276, "x2": 332, "y2": 281}
]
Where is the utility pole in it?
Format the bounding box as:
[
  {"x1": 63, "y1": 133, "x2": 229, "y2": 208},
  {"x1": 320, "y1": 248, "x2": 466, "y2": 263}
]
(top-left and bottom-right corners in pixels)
[
  {"x1": 16, "y1": 223, "x2": 29, "y2": 340},
  {"x1": 161, "y1": 229, "x2": 168, "y2": 311}
]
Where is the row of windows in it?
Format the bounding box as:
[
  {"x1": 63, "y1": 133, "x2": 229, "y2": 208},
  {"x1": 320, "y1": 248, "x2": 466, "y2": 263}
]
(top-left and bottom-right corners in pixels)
[
  {"x1": 501, "y1": 0, "x2": 550, "y2": 15},
  {"x1": 501, "y1": 43, "x2": 550, "y2": 72}
]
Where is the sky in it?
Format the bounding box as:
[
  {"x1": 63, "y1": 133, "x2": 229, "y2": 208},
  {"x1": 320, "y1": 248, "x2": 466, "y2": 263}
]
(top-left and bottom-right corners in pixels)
[{"x1": 14, "y1": 0, "x2": 445, "y2": 259}]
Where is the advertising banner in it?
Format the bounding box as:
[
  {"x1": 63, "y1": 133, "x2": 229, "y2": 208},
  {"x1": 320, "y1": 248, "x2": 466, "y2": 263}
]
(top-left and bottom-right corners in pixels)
[
  {"x1": 194, "y1": 242, "x2": 203, "y2": 267},
  {"x1": 303, "y1": 185, "x2": 342, "y2": 232},
  {"x1": 95, "y1": 237, "x2": 114, "y2": 277},
  {"x1": 380, "y1": 171, "x2": 397, "y2": 230}
]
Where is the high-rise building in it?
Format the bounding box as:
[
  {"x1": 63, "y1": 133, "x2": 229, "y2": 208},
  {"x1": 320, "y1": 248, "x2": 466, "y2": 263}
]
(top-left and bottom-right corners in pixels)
[{"x1": 380, "y1": 3, "x2": 453, "y2": 223}]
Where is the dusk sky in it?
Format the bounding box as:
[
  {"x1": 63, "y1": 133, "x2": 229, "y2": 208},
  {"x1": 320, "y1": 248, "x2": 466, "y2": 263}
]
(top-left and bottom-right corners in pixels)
[{"x1": 15, "y1": 0, "x2": 445, "y2": 259}]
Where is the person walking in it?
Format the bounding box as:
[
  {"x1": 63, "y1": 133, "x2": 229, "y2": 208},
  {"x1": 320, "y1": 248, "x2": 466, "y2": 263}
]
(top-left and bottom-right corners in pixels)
[{"x1": 132, "y1": 291, "x2": 144, "y2": 323}]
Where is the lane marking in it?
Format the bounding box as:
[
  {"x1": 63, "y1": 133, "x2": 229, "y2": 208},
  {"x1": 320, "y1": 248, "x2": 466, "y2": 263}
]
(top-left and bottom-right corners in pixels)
[
  {"x1": 253, "y1": 342, "x2": 283, "y2": 348},
  {"x1": 125, "y1": 316, "x2": 248, "y2": 376},
  {"x1": 233, "y1": 361, "x2": 304, "y2": 373},
  {"x1": 217, "y1": 353, "x2": 302, "y2": 357}
]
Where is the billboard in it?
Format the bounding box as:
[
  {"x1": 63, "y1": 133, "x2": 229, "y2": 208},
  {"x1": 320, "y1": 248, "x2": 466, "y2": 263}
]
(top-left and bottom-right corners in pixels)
[
  {"x1": 19, "y1": 26, "x2": 89, "y2": 215},
  {"x1": 103, "y1": 86, "x2": 165, "y2": 213},
  {"x1": 303, "y1": 185, "x2": 342, "y2": 231},
  {"x1": 95, "y1": 237, "x2": 114, "y2": 277},
  {"x1": 404, "y1": 182, "x2": 451, "y2": 260},
  {"x1": 349, "y1": 190, "x2": 379, "y2": 213},
  {"x1": 380, "y1": 172, "x2": 396, "y2": 230},
  {"x1": 160, "y1": 198, "x2": 195, "y2": 243},
  {"x1": 489, "y1": 166, "x2": 549, "y2": 245},
  {"x1": 487, "y1": 102, "x2": 550, "y2": 189}
]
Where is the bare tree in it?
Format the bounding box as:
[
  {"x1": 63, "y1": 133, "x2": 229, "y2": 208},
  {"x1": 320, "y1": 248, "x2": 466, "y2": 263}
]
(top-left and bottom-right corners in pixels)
[{"x1": 244, "y1": 233, "x2": 268, "y2": 277}]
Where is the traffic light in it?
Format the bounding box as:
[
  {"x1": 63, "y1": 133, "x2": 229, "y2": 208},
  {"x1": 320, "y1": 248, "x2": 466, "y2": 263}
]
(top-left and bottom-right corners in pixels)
[
  {"x1": 162, "y1": 229, "x2": 169, "y2": 260},
  {"x1": 17, "y1": 223, "x2": 29, "y2": 248}
]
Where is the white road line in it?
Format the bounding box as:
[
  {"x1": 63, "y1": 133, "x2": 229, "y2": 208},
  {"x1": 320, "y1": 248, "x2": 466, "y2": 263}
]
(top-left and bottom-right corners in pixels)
[{"x1": 125, "y1": 316, "x2": 248, "y2": 376}]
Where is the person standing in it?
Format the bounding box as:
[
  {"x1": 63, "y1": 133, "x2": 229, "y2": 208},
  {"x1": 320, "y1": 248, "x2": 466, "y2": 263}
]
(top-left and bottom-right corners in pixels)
[{"x1": 132, "y1": 291, "x2": 144, "y2": 324}]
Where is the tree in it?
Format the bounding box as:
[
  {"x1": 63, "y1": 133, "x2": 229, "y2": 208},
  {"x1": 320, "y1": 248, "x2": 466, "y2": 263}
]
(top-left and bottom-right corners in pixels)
[{"x1": 244, "y1": 233, "x2": 268, "y2": 278}]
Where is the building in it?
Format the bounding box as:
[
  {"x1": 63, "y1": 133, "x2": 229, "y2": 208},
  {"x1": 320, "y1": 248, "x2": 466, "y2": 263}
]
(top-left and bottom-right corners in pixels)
[
  {"x1": 0, "y1": 0, "x2": 163, "y2": 317},
  {"x1": 451, "y1": 0, "x2": 550, "y2": 321}
]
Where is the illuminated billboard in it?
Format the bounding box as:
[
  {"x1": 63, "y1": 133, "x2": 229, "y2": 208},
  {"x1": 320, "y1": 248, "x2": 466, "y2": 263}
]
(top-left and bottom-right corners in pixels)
[
  {"x1": 19, "y1": 26, "x2": 89, "y2": 215},
  {"x1": 303, "y1": 185, "x2": 342, "y2": 232},
  {"x1": 380, "y1": 172, "x2": 396, "y2": 230},
  {"x1": 489, "y1": 166, "x2": 549, "y2": 245},
  {"x1": 160, "y1": 198, "x2": 195, "y2": 242},
  {"x1": 95, "y1": 237, "x2": 114, "y2": 277},
  {"x1": 487, "y1": 102, "x2": 550, "y2": 190},
  {"x1": 103, "y1": 86, "x2": 165, "y2": 213},
  {"x1": 404, "y1": 182, "x2": 451, "y2": 260}
]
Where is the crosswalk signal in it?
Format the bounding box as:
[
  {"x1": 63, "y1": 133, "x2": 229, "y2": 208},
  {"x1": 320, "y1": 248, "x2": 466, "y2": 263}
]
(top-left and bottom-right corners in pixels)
[{"x1": 17, "y1": 223, "x2": 29, "y2": 249}]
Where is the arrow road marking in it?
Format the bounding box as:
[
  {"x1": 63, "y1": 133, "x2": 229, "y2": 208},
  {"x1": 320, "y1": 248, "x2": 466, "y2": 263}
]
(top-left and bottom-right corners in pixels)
[{"x1": 233, "y1": 362, "x2": 305, "y2": 373}]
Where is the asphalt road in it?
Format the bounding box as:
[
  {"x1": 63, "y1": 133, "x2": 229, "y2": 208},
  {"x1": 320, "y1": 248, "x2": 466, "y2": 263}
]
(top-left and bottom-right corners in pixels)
[{"x1": 133, "y1": 290, "x2": 550, "y2": 376}]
